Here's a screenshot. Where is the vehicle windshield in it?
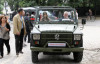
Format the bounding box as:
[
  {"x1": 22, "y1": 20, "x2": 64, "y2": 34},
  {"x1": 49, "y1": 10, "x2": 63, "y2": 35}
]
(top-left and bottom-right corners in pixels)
[{"x1": 36, "y1": 8, "x2": 77, "y2": 24}]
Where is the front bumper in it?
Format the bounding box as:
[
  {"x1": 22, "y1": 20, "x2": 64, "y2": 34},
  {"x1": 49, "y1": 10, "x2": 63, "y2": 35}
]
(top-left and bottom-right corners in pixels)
[{"x1": 31, "y1": 47, "x2": 84, "y2": 52}]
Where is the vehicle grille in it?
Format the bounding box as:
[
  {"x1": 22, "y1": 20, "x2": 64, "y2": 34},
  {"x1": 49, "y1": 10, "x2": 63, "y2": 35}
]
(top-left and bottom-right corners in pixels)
[{"x1": 40, "y1": 32, "x2": 73, "y2": 47}]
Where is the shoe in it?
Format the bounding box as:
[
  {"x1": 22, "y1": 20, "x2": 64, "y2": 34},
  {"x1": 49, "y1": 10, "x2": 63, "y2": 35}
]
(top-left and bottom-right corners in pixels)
[
  {"x1": 19, "y1": 51, "x2": 23, "y2": 54},
  {"x1": 0, "y1": 56, "x2": 3, "y2": 59},
  {"x1": 28, "y1": 41, "x2": 30, "y2": 43},
  {"x1": 7, "y1": 52, "x2": 10, "y2": 55},
  {"x1": 23, "y1": 44, "x2": 27, "y2": 47},
  {"x1": 16, "y1": 53, "x2": 19, "y2": 57}
]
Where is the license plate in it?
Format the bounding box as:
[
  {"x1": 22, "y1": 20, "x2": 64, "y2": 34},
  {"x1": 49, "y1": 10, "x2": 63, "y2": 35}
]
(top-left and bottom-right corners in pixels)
[{"x1": 48, "y1": 43, "x2": 66, "y2": 47}]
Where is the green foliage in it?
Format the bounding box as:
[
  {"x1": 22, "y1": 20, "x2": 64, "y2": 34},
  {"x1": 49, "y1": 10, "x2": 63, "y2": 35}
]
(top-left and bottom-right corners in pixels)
[
  {"x1": 6, "y1": 0, "x2": 16, "y2": 11},
  {"x1": 5, "y1": 0, "x2": 100, "y2": 11},
  {"x1": 67, "y1": 0, "x2": 100, "y2": 8},
  {"x1": 0, "y1": 0, "x2": 4, "y2": 14},
  {"x1": 19, "y1": 0, "x2": 37, "y2": 7}
]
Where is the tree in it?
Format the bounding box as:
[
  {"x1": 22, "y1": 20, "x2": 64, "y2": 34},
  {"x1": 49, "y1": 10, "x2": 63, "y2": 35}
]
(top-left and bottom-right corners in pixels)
[
  {"x1": 66, "y1": 0, "x2": 100, "y2": 8},
  {"x1": 6, "y1": 0, "x2": 14, "y2": 11},
  {"x1": 7, "y1": 0, "x2": 37, "y2": 11},
  {"x1": 0, "y1": 0, "x2": 4, "y2": 14},
  {"x1": 6, "y1": 0, "x2": 100, "y2": 13}
]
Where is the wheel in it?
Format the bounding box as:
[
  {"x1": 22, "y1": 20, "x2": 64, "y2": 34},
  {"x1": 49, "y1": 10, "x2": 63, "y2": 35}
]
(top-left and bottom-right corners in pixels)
[
  {"x1": 31, "y1": 51, "x2": 38, "y2": 63},
  {"x1": 73, "y1": 52, "x2": 83, "y2": 62}
]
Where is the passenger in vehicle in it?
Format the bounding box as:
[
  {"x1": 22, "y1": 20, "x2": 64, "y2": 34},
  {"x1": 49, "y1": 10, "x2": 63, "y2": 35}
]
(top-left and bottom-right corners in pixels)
[{"x1": 40, "y1": 12, "x2": 50, "y2": 21}]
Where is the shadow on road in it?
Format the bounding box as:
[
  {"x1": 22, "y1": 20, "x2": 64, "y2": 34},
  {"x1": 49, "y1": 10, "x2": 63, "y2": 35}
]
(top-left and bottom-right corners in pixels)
[{"x1": 35, "y1": 54, "x2": 81, "y2": 64}]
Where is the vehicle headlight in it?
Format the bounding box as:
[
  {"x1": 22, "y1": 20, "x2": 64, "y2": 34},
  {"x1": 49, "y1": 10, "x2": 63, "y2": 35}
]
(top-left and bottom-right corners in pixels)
[
  {"x1": 33, "y1": 34, "x2": 40, "y2": 40},
  {"x1": 74, "y1": 35, "x2": 81, "y2": 40}
]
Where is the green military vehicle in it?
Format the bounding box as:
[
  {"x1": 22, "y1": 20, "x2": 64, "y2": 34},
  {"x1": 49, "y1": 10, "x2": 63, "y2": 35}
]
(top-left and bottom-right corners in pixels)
[{"x1": 30, "y1": 6, "x2": 84, "y2": 63}]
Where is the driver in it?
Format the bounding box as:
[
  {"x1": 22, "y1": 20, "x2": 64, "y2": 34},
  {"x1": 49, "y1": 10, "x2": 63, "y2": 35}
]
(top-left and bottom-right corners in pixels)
[
  {"x1": 59, "y1": 11, "x2": 70, "y2": 21},
  {"x1": 63, "y1": 11, "x2": 69, "y2": 19},
  {"x1": 40, "y1": 12, "x2": 50, "y2": 21}
]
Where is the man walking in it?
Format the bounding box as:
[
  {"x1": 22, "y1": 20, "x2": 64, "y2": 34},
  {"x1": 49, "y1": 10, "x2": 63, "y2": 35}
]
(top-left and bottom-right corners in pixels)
[
  {"x1": 24, "y1": 12, "x2": 32, "y2": 43},
  {"x1": 13, "y1": 9, "x2": 26, "y2": 56}
]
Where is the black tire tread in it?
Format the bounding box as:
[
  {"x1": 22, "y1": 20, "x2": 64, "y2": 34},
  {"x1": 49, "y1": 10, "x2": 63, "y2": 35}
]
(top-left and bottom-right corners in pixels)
[
  {"x1": 73, "y1": 52, "x2": 83, "y2": 62},
  {"x1": 31, "y1": 51, "x2": 38, "y2": 63}
]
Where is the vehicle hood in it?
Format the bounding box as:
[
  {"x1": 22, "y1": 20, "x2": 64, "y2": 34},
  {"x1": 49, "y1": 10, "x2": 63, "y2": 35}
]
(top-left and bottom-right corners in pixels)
[{"x1": 31, "y1": 24, "x2": 76, "y2": 34}]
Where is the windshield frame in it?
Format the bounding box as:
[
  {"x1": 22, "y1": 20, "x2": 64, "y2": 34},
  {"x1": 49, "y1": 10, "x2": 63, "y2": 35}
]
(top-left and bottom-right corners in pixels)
[{"x1": 35, "y1": 7, "x2": 78, "y2": 25}]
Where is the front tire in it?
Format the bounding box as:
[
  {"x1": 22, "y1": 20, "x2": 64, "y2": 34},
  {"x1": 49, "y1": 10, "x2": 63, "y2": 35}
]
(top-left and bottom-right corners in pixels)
[
  {"x1": 73, "y1": 52, "x2": 83, "y2": 62},
  {"x1": 31, "y1": 51, "x2": 38, "y2": 63}
]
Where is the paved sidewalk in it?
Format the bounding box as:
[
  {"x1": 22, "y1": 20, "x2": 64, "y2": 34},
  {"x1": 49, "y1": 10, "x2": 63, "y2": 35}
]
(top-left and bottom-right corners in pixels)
[{"x1": 0, "y1": 18, "x2": 100, "y2": 64}]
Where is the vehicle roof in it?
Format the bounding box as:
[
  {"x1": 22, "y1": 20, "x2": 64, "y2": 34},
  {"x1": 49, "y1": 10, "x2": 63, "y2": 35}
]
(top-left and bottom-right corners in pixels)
[
  {"x1": 22, "y1": 7, "x2": 36, "y2": 10},
  {"x1": 34, "y1": 6, "x2": 74, "y2": 10},
  {"x1": 35, "y1": 6, "x2": 75, "y2": 11},
  {"x1": 34, "y1": 6, "x2": 72, "y2": 8}
]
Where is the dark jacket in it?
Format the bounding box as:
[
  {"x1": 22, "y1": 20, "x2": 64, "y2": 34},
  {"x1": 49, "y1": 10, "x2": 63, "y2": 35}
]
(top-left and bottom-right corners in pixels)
[
  {"x1": 0, "y1": 23, "x2": 11, "y2": 40},
  {"x1": 24, "y1": 16, "x2": 33, "y2": 32},
  {"x1": 6, "y1": 23, "x2": 11, "y2": 34}
]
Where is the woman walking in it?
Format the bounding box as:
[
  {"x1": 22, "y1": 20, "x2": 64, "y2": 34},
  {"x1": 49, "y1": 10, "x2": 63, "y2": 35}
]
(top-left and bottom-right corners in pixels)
[{"x1": 0, "y1": 16, "x2": 11, "y2": 59}]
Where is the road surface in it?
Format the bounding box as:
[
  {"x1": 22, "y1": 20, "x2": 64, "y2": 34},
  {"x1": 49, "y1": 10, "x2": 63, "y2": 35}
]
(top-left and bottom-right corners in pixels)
[{"x1": 0, "y1": 17, "x2": 100, "y2": 64}]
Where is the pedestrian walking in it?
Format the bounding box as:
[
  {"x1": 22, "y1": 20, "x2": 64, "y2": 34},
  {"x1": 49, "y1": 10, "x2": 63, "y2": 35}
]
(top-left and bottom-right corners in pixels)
[
  {"x1": 89, "y1": 9, "x2": 93, "y2": 20},
  {"x1": 0, "y1": 15, "x2": 11, "y2": 59},
  {"x1": 24, "y1": 12, "x2": 31, "y2": 43},
  {"x1": 22, "y1": 11, "x2": 27, "y2": 47},
  {"x1": 13, "y1": 9, "x2": 26, "y2": 57}
]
